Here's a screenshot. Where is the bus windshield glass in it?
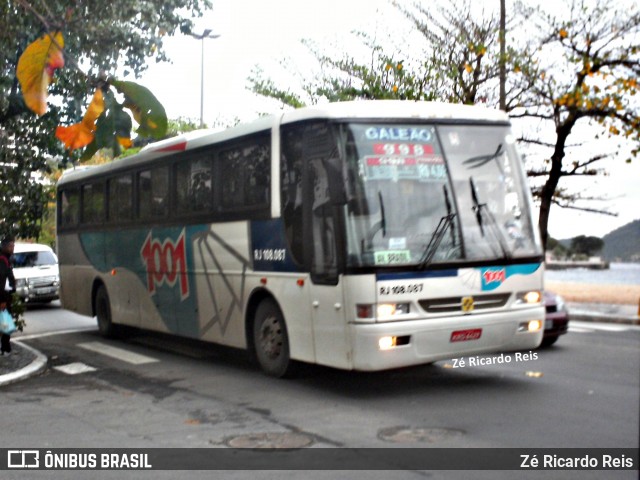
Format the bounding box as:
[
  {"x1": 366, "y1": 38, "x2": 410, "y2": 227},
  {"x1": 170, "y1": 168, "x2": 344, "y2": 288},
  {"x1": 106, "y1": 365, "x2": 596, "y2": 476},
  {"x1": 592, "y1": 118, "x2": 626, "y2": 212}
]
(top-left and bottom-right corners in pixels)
[{"x1": 340, "y1": 123, "x2": 541, "y2": 268}]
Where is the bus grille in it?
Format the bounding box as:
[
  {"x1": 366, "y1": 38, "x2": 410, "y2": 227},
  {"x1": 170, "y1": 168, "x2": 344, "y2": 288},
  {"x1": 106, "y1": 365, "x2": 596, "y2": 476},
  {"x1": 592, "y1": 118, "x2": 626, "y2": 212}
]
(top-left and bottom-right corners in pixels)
[{"x1": 419, "y1": 293, "x2": 511, "y2": 314}]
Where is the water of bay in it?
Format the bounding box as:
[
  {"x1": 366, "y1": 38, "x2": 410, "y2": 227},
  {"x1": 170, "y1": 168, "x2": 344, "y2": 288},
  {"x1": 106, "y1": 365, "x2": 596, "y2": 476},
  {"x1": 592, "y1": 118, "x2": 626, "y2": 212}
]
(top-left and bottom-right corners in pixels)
[{"x1": 545, "y1": 262, "x2": 640, "y2": 286}]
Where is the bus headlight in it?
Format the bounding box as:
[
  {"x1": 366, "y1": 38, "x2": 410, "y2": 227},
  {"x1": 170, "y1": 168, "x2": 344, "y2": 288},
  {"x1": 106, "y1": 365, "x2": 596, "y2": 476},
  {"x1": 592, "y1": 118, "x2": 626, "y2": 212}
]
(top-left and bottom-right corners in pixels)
[
  {"x1": 518, "y1": 320, "x2": 542, "y2": 332},
  {"x1": 516, "y1": 290, "x2": 542, "y2": 304},
  {"x1": 377, "y1": 303, "x2": 409, "y2": 317},
  {"x1": 357, "y1": 303, "x2": 410, "y2": 319},
  {"x1": 378, "y1": 335, "x2": 411, "y2": 350}
]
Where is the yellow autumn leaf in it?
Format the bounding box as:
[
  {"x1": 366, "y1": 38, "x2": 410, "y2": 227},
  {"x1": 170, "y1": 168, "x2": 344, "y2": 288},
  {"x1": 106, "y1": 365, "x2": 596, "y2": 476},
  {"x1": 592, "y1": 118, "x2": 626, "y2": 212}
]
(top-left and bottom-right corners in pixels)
[
  {"x1": 559, "y1": 28, "x2": 568, "y2": 39},
  {"x1": 55, "y1": 89, "x2": 105, "y2": 150},
  {"x1": 464, "y1": 63, "x2": 473, "y2": 74},
  {"x1": 117, "y1": 136, "x2": 133, "y2": 149},
  {"x1": 16, "y1": 31, "x2": 65, "y2": 116}
]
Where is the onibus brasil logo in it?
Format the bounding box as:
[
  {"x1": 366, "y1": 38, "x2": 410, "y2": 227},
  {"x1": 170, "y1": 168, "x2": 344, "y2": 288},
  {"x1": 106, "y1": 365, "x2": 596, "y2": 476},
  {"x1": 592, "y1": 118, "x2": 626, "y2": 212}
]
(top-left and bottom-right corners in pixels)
[{"x1": 140, "y1": 229, "x2": 189, "y2": 300}]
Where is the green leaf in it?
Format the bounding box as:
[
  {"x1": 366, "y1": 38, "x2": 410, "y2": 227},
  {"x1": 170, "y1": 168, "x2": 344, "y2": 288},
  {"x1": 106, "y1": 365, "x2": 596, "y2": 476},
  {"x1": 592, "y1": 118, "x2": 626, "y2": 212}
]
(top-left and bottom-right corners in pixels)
[
  {"x1": 80, "y1": 138, "x2": 99, "y2": 161},
  {"x1": 84, "y1": 90, "x2": 133, "y2": 159},
  {"x1": 111, "y1": 80, "x2": 167, "y2": 139}
]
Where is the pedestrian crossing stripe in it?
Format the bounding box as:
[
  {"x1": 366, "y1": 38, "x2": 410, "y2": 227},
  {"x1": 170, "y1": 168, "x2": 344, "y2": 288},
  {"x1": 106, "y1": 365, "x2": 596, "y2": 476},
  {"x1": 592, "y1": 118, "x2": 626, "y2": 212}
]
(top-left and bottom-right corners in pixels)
[{"x1": 54, "y1": 362, "x2": 97, "y2": 375}]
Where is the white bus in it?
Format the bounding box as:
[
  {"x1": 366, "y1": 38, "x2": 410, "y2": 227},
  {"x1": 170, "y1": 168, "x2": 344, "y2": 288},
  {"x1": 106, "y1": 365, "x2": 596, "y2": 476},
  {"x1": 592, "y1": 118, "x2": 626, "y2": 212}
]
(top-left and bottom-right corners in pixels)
[{"x1": 57, "y1": 100, "x2": 545, "y2": 377}]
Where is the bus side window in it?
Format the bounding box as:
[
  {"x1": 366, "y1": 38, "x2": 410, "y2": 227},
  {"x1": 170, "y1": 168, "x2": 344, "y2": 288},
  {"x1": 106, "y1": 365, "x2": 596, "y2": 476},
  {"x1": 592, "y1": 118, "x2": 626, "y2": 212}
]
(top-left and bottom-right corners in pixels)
[
  {"x1": 245, "y1": 141, "x2": 270, "y2": 206},
  {"x1": 176, "y1": 156, "x2": 213, "y2": 214},
  {"x1": 81, "y1": 182, "x2": 105, "y2": 225},
  {"x1": 282, "y1": 121, "x2": 340, "y2": 284},
  {"x1": 280, "y1": 126, "x2": 305, "y2": 266},
  {"x1": 220, "y1": 136, "x2": 270, "y2": 212},
  {"x1": 309, "y1": 158, "x2": 337, "y2": 280},
  {"x1": 138, "y1": 167, "x2": 169, "y2": 220},
  {"x1": 108, "y1": 174, "x2": 133, "y2": 222},
  {"x1": 59, "y1": 188, "x2": 80, "y2": 228}
]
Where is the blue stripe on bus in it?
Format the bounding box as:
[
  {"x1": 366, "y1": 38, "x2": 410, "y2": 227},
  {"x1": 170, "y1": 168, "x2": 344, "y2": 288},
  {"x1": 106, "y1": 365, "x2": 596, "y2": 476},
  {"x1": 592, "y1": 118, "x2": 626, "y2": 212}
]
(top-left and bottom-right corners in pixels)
[{"x1": 376, "y1": 270, "x2": 459, "y2": 281}]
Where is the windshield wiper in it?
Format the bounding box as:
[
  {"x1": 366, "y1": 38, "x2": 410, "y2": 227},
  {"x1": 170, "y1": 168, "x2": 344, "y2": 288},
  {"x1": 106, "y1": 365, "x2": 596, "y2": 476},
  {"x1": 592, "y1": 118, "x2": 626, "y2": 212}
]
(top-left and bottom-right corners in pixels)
[
  {"x1": 419, "y1": 185, "x2": 457, "y2": 270},
  {"x1": 378, "y1": 191, "x2": 386, "y2": 237},
  {"x1": 463, "y1": 144, "x2": 504, "y2": 173},
  {"x1": 469, "y1": 177, "x2": 511, "y2": 259},
  {"x1": 363, "y1": 191, "x2": 387, "y2": 249}
]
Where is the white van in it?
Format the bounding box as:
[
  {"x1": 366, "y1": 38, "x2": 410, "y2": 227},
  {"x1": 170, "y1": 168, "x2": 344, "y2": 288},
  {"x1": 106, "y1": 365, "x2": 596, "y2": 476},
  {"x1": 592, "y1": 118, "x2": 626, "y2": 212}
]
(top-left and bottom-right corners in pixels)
[{"x1": 11, "y1": 243, "x2": 60, "y2": 303}]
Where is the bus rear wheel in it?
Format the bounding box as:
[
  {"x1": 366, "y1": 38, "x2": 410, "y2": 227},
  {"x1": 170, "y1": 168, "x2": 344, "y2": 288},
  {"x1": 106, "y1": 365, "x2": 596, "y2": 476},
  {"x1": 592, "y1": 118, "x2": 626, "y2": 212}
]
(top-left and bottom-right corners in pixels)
[
  {"x1": 253, "y1": 299, "x2": 295, "y2": 378},
  {"x1": 95, "y1": 285, "x2": 117, "y2": 338}
]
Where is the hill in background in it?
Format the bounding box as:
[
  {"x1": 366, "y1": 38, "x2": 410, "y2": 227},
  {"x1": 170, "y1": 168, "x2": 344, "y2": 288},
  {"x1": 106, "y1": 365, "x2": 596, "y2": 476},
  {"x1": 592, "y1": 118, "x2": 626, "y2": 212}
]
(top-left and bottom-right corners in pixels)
[{"x1": 601, "y1": 219, "x2": 640, "y2": 262}]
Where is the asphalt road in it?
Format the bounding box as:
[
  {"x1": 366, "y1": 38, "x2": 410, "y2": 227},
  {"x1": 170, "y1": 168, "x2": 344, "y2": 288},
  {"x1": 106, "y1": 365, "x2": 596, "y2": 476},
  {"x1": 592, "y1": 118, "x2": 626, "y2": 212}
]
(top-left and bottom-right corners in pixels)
[{"x1": 1, "y1": 304, "x2": 638, "y2": 479}]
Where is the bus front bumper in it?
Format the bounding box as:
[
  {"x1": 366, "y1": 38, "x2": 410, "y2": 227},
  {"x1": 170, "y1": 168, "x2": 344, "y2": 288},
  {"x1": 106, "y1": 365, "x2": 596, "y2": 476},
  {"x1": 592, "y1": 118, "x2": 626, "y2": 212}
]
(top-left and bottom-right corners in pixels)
[{"x1": 349, "y1": 307, "x2": 545, "y2": 371}]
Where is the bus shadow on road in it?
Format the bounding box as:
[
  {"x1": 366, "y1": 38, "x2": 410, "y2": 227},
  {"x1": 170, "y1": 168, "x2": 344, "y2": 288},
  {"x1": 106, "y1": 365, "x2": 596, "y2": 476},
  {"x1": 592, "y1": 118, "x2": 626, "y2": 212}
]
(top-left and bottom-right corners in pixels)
[
  {"x1": 97, "y1": 328, "x2": 541, "y2": 399},
  {"x1": 290, "y1": 360, "x2": 536, "y2": 399}
]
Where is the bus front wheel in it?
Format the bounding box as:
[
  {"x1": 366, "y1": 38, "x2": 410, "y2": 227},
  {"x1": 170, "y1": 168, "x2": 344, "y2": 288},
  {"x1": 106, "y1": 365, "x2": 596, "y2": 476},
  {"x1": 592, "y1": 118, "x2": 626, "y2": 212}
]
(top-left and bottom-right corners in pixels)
[
  {"x1": 253, "y1": 299, "x2": 295, "y2": 378},
  {"x1": 95, "y1": 285, "x2": 117, "y2": 338}
]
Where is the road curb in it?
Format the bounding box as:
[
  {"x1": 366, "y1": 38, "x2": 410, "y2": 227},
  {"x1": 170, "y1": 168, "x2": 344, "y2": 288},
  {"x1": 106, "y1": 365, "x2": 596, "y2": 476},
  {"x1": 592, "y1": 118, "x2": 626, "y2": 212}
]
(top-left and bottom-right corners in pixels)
[
  {"x1": 567, "y1": 302, "x2": 640, "y2": 326},
  {"x1": 0, "y1": 341, "x2": 48, "y2": 387},
  {"x1": 569, "y1": 312, "x2": 640, "y2": 325}
]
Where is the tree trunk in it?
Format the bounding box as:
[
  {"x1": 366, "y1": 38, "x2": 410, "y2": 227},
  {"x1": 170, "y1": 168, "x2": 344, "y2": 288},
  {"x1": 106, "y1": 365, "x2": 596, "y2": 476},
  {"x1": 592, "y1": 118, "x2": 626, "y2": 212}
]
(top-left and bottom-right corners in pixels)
[{"x1": 538, "y1": 119, "x2": 575, "y2": 250}]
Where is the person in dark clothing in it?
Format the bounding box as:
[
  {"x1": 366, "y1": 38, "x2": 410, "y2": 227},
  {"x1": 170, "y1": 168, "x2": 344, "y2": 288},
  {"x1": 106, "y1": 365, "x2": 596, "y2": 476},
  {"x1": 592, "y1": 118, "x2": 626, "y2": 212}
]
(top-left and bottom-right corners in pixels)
[{"x1": 0, "y1": 236, "x2": 16, "y2": 355}]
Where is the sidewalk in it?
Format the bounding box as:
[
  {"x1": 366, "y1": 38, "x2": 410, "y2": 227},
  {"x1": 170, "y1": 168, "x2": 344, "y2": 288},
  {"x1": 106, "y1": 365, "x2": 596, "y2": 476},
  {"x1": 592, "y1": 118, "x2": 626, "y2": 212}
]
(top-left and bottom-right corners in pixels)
[
  {"x1": 1, "y1": 303, "x2": 638, "y2": 387},
  {"x1": 0, "y1": 340, "x2": 48, "y2": 387},
  {"x1": 567, "y1": 302, "x2": 640, "y2": 325}
]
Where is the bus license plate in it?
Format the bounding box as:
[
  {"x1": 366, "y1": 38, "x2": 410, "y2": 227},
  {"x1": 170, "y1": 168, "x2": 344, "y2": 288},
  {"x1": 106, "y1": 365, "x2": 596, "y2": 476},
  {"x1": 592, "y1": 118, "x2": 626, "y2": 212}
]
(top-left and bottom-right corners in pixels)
[{"x1": 450, "y1": 329, "x2": 482, "y2": 342}]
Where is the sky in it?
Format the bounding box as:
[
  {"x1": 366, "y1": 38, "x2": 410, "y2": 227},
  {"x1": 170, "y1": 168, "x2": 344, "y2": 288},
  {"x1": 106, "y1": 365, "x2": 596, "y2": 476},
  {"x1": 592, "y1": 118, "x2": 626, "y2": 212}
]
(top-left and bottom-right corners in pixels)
[{"x1": 135, "y1": 0, "x2": 639, "y2": 240}]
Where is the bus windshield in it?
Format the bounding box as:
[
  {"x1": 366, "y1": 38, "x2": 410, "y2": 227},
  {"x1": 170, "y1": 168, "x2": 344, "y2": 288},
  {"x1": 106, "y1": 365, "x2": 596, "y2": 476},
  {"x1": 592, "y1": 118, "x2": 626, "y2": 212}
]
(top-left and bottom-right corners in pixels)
[{"x1": 340, "y1": 122, "x2": 542, "y2": 268}]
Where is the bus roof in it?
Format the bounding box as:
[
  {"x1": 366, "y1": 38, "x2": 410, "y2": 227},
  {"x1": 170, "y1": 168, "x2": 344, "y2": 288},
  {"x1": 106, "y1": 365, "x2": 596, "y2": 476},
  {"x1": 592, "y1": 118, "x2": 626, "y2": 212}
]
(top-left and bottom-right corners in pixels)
[
  {"x1": 58, "y1": 100, "x2": 509, "y2": 186},
  {"x1": 280, "y1": 100, "x2": 509, "y2": 124}
]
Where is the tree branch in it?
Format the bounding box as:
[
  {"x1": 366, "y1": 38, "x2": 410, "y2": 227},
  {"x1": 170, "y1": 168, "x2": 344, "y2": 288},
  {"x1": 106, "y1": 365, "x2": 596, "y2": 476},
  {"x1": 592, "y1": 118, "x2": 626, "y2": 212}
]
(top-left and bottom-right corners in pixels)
[{"x1": 551, "y1": 200, "x2": 618, "y2": 217}]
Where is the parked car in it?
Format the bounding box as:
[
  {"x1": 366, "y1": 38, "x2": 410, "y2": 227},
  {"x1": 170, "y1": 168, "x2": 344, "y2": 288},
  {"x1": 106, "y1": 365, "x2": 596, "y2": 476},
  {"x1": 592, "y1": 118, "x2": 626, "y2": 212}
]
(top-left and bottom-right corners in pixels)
[
  {"x1": 541, "y1": 290, "x2": 569, "y2": 347},
  {"x1": 11, "y1": 243, "x2": 60, "y2": 304}
]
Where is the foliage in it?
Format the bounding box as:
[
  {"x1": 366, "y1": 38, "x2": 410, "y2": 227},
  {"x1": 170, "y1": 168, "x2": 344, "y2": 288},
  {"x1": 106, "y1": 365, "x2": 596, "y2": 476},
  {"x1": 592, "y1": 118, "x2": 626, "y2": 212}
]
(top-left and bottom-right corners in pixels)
[
  {"x1": 16, "y1": 33, "x2": 169, "y2": 157},
  {"x1": 10, "y1": 293, "x2": 26, "y2": 332},
  {"x1": 397, "y1": 1, "x2": 537, "y2": 107},
  {"x1": 16, "y1": 30, "x2": 65, "y2": 116},
  {"x1": 166, "y1": 117, "x2": 201, "y2": 137},
  {"x1": 249, "y1": 0, "x2": 639, "y2": 251},
  {"x1": 514, "y1": 0, "x2": 640, "y2": 247},
  {"x1": 55, "y1": 88, "x2": 105, "y2": 150},
  {"x1": 570, "y1": 235, "x2": 604, "y2": 256},
  {"x1": 0, "y1": 0, "x2": 210, "y2": 240},
  {"x1": 249, "y1": 1, "x2": 534, "y2": 108}
]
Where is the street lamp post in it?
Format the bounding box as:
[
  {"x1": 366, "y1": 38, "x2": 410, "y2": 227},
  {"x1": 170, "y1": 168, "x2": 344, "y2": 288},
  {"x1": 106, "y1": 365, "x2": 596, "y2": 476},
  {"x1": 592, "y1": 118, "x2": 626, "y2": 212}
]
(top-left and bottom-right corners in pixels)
[{"x1": 190, "y1": 29, "x2": 220, "y2": 128}]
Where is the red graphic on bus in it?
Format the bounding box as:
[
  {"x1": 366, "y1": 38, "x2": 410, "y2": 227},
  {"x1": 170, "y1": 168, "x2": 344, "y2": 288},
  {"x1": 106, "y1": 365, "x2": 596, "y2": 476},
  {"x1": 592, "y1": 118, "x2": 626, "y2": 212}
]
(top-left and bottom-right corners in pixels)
[
  {"x1": 141, "y1": 230, "x2": 189, "y2": 299},
  {"x1": 483, "y1": 268, "x2": 506, "y2": 285}
]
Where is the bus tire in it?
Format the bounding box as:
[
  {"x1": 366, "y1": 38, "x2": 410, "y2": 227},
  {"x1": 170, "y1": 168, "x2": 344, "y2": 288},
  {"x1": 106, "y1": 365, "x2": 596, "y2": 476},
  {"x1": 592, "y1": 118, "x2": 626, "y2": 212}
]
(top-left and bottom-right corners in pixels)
[
  {"x1": 253, "y1": 299, "x2": 295, "y2": 378},
  {"x1": 539, "y1": 336, "x2": 558, "y2": 348},
  {"x1": 95, "y1": 285, "x2": 117, "y2": 338}
]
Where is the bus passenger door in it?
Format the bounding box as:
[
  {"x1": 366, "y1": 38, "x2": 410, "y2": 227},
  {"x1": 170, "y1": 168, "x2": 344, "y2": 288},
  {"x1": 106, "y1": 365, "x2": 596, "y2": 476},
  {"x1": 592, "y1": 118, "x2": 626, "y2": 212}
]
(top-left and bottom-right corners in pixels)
[
  {"x1": 281, "y1": 121, "x2": 349, "y2": 369},
  {"x1": 305, "y1": 157, "x2": 349, "y2": 369}
]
